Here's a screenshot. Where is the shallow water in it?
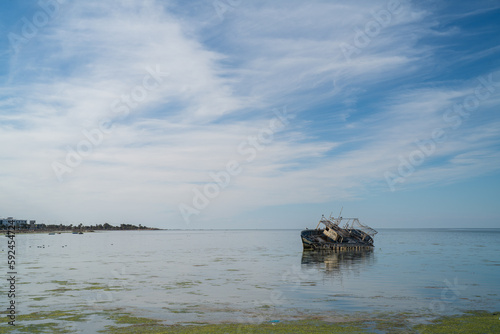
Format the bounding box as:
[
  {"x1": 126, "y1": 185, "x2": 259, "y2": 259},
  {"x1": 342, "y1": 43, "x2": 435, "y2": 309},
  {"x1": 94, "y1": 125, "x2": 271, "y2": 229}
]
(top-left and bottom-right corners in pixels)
[{"x1": 3, "y1": 228, "x2": 500, "y2": 327}]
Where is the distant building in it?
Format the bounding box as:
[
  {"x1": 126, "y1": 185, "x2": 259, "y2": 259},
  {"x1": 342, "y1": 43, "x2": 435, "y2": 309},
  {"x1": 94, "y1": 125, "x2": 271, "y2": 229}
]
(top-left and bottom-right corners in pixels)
[{"x1": 0, "y1": 217, "x2": 35, "y2": 227}]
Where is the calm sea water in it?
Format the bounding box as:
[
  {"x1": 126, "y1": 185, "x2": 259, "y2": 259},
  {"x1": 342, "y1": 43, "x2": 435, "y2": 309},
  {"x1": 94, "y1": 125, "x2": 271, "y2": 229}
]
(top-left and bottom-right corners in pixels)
[{"x1": 4, "y1": 229, "x2": 500, "y2": 328}]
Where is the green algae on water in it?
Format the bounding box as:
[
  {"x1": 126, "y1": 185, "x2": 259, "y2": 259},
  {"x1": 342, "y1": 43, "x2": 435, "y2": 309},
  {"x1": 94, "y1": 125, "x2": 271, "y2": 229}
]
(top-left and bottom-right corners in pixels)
[
  {"x1": 1, "y1": 309, "x2": 499, "y2": 333},
  {"x1": 101, "y1": 320, "x2": 367, "y2": 334},
  {"x1": 414, "y1": 311, "x2": 500, "y2": 334}
]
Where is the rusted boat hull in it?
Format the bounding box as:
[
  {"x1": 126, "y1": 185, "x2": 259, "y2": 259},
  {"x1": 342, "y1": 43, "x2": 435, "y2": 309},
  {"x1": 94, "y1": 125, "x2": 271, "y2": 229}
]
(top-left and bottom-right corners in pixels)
[{"x1": 301, "y1": 229, "x2": 374, "y2": 251}]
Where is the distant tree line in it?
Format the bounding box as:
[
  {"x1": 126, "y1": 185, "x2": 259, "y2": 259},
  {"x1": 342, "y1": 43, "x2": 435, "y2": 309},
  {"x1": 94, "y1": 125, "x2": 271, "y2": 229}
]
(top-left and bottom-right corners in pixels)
[{"x1": 0, "y1": 221, "x2": 156, "y2": 231}]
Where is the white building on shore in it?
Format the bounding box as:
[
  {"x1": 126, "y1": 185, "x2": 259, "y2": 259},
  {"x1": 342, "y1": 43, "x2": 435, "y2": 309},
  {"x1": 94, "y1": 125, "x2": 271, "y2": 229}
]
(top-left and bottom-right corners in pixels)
[{"x1": 0, "y1": 217, "x2": 36, "y2": 228}]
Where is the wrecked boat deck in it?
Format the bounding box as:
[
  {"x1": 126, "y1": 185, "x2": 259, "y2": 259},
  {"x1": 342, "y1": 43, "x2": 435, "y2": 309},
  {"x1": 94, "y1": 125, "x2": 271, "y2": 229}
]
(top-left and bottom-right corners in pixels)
[
  {"x1": 301, "y1": 229, "x2": 374, "y2": 251},
  {"x1": 301, "y1": 213, "x2": 377, "y2": 252}
]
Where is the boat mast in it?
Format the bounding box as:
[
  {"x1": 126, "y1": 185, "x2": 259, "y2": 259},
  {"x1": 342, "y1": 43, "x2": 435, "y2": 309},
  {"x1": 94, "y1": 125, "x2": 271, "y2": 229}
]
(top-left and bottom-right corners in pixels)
[{"x1": 315, "y1": 215, "x2": 325, "y2": 229}]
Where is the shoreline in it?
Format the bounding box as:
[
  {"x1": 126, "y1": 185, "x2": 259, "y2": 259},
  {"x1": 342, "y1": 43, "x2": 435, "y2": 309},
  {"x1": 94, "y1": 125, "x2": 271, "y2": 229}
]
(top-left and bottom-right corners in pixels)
[
  {"x1": 1, "y1": 308, "x2": 498, "y2": 333},
  {"x1": 0, "y1": 228, "x2": 160, "y2": 234}
]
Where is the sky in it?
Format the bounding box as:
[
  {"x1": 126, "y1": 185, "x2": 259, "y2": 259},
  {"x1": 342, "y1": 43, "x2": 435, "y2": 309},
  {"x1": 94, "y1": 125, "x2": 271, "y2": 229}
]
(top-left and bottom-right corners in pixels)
[{"x1": 0, "y1": 0, "x2": 499, "y2": 229}]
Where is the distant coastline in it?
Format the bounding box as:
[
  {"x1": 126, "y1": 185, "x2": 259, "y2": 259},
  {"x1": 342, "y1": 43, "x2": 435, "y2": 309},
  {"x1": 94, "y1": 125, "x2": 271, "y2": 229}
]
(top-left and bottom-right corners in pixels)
[{"x1": 0, "y1": 221, "x2": 159, "y2": 234}]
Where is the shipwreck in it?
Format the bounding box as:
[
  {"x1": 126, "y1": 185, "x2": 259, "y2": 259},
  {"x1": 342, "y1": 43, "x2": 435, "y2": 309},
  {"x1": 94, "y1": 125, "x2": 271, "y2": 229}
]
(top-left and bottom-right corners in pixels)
[{"x1": 301, "y1": 211, "x2": 377, "y2": 251}]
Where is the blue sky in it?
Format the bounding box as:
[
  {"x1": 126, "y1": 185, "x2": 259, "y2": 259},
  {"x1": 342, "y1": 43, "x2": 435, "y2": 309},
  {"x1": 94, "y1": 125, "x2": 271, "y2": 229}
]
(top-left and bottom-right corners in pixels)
[{"x1": 0, "y1": 0, "x2": 499, "y2": 229}]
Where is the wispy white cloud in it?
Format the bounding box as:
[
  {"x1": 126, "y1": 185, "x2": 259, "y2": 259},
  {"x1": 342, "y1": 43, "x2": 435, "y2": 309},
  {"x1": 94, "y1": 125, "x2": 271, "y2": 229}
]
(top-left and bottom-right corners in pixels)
[{"x1": 0, "y1": 0, "x2": 499, "y2": 227}]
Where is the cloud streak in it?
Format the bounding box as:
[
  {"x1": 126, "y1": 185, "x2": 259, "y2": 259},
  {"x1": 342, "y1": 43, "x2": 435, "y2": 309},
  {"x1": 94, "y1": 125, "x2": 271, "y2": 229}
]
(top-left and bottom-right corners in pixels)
[{"x1": 0, "y1": 0, "x2": 499, "y2": 227}]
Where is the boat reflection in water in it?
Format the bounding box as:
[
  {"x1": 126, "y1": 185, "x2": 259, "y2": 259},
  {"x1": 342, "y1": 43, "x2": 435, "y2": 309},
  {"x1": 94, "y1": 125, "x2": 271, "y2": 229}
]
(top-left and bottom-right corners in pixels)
[{"x1": 301, "y1": 250, "x2": 375, "y2": 277}]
